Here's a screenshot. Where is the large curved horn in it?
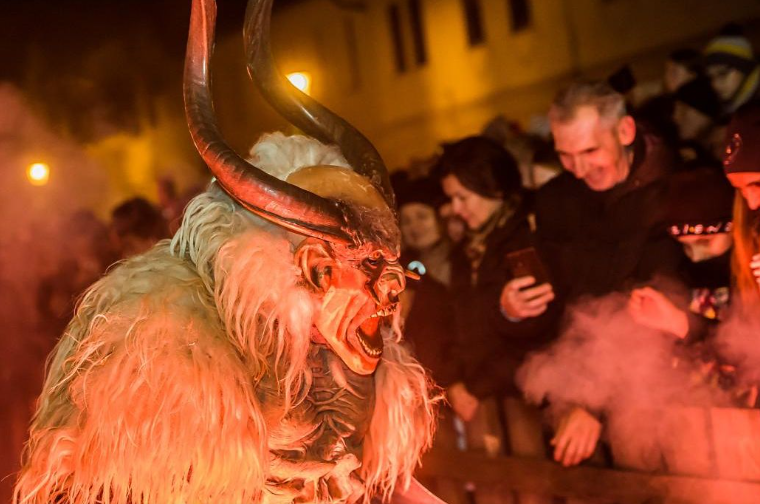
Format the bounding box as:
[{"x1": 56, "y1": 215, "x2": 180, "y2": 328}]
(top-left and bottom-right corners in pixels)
[
  {"x1": 243, "y1": 0, "x2": 395, "y2": 208},
  {"x1": 184, "y1": 0, "x2": 355, "y2": 244}
]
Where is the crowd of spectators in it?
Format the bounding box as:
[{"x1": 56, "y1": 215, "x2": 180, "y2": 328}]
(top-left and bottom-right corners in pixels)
[
  {"x1": 16, "y1": 20, "x2": 760, "y2": 503},
  {"x1": 35, "y1": 182, "x2": 199, "y2": 350},
  {"x1": 392, "y1": 22, "x2": 760, "y2": 497}
]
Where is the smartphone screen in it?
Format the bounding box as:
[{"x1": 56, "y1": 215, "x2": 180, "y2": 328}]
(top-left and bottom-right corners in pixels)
[{"x1": 505, "y1": 247, "x2": 550, "y2": 286}]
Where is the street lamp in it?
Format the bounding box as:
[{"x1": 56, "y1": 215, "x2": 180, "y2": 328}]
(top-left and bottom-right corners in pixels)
[
  {"x1": 27, "y1": 162, "x2": 50, "y2": 186},
  {"x1": 286, "y1": 72, "x2": 312, "y2": 95}
]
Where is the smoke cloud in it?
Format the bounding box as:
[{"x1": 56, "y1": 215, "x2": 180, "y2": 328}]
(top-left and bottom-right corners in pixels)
[
  {"x1": 714, "y1": 307, "x2": 760, "y2": 385},
  {"x1": 517, "y1": 292, "x2": 730, "y2": 414},
  {"x1": 0, "y1": 82, "x2": 110, "y2": 502},
  {"x1": 516, "y1": 290, "x2": 760, "y2": 478}
]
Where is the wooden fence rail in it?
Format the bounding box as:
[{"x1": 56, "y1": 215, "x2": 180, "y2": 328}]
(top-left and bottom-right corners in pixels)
[{"x1": 418, "y1": 449, "x2": 760, "y2": 504}]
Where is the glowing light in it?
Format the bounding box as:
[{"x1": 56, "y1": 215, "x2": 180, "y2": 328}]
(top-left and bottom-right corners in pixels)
[
  {"x1": 407, "y1": 260, "x2": 426, "y2": 276},
  {"x1": 27, "y1": 162, "x2": 50, "y2": 186},
  {"x1": 286, "y1": 72, "x2": 312, "y2": 95}
]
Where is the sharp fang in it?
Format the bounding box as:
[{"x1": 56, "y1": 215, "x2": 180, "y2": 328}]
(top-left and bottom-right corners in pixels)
[
  {"x1": 370, "y1": 304, "x2": 399, "y2": 319},
  {"x1": 358, "y1": 333, "x2": 381, "y2": 357}
]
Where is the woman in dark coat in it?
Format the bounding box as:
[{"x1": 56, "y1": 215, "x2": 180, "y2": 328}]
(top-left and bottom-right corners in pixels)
[
  {"x1": 435, "y1": 138, "x2": 561, "y2": 504},
  {"x1": 435, "y1": 136, "x2": 560, "y2": 418}
]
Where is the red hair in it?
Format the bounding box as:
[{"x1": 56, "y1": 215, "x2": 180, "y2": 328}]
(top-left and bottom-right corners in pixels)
[{"x1": 732, "y1": 193, "x2": 760, "y2": 310}]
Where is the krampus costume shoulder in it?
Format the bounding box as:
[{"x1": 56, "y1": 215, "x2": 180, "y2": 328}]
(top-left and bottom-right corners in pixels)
[{"x1": 14, "y1": 1, "x2": 438, "y2": 504}]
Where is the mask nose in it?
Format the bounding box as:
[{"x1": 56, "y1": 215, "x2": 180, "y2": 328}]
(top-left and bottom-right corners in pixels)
[{"x1": 372, "y1": 264, "x2": 405, "y2": 305}]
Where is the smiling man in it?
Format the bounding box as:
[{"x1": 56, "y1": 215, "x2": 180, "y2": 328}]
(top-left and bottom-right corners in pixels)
[
  {"x1": 510, "y1": 81, "x2": 683, "y2": 467},
  {"x1": 534, "y1": 81, "x2": 682, "y2": 304}
]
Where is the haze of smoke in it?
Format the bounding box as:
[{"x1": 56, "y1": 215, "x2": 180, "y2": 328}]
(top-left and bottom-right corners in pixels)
[
  {"x1": 714, "y1": 307, "x2": 760, "y2": 385},
  {"x1": 0, "y1": 82, "x2": 109, "y2": 502},
  {"x1": 517, "y1": 292, "x2": 730, "y2": 416}
]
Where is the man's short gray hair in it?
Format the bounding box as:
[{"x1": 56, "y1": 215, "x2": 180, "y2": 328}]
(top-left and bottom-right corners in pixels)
[{"x1": 549, "y1": 81, "x2": 627, "y2": 124}]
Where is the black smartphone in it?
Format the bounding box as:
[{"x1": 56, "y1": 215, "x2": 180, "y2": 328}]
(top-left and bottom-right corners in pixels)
[{"x1": 506, "y1": 247, "x2": 551, "y2": 287}]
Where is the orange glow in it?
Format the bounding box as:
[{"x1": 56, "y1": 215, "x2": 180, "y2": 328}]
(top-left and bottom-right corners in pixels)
[
  {"x1": 27, "y1": 162, "x2": 50, "y2": 186},
  {"x1": 286, "y1": 72, "x2": 312, "y2": 95}
]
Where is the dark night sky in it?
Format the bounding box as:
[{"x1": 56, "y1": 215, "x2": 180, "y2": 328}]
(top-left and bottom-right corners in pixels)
[
  {"x1": 0, "y1": 0, "x2": 254, "y2": 83},
  {"x1": 0, "y1": 0, "x2": 311, "y2": 71},
  {"x1": 0, "y1": 0, "x2": 309, "y2": 141}
]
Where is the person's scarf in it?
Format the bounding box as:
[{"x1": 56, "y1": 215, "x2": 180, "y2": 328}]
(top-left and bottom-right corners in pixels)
[{"x1": 464, "y1": 202, "x2": 514, "y2": 285}]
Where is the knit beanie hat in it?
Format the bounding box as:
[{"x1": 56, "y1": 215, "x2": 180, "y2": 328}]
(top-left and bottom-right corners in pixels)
[
  {"x1": 666, "y1": 167, "x2": 734, "y2": 236},
  {"x1": 668, "y1": 48, "x2": 703, "y2": 74},
  {"x1": 608, "y1": 65, "x2": 636, "y2": 95},
  {"x1": 674, "y1": 76, "x2": 722, "y2": 120},
  {"x1": 723, "y1": 105, "x2": 760, "y2": 174},
  {"x1": 705, "y1": 33, "x2": 757, "y2": 74}
]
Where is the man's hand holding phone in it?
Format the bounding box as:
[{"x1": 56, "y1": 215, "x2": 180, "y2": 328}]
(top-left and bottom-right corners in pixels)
[
  {"x1": 500, "y1": 276, "x2": 554, "y2": 319},
  {"x1": 500, "y1": 247, "x2": 555, "y2": 320}
]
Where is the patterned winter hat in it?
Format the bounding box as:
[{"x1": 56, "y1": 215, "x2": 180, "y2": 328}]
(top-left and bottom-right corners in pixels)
[
  {"x1": 705, "y1": 34, "x2": 757, "y2": 74},
  {"x1": 666, "y1": 167, "x2": 734, "y2": 236}
]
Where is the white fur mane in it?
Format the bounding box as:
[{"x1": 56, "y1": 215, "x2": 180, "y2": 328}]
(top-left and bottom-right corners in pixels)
[
  {"x1": 248, "y1": 132, "x2": 352, "y2": 180},
  {"x1": 15, "y1": 134, "x2": 437, "y2": 504}
]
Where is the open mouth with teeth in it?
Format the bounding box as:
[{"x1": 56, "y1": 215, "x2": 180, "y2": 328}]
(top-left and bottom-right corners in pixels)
[
  {"x1": 354, "y1": 304, "x2": 397, "y2": 358},
  {"x1": 313, "y1": 301, "x2": 400, "y2": 375}
]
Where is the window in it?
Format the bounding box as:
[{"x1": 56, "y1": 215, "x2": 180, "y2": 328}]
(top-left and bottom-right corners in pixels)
[
  {"x1": 507, "y1": 0, "x2": 531, "y2": 32},
  {"x1": 343, "y1": 17, "x2": 362, "y2": 90},
  {"x1": 461, "y1": 0, "x2": 485, "y2": 45},
  {"x1": 387, "y1": 3, "x2": 406, "y2": 72},
  {"x1": 387, "y1": 1, "x2": 429, "y2": 73},
  {"x1": 407, "y1": 0, "x2": 428, "y2": 65}
]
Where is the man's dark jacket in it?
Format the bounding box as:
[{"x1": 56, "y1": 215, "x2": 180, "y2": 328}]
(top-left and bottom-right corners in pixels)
[{"x1": 535, "y1": 130, "x2": 682, "y2": 304}]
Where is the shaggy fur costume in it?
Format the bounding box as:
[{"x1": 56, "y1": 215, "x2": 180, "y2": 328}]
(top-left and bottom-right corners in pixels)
[{"x1": 15, "y1": 134, "x2": 437, "y2": 504}]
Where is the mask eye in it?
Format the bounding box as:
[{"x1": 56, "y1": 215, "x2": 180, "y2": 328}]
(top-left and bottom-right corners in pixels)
[{"x1": 365, "y1": 251, "x2": 383, "y2": 267}]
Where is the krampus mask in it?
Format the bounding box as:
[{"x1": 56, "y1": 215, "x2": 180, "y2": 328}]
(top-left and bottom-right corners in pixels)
[{"x1": 186, "y1": 0, "x2": 406, "y2": 375}]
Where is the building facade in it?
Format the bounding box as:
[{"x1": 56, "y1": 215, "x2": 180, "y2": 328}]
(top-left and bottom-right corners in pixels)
[{"x1": 214, "y1": 0, "x2": 760, "y2": 168}]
